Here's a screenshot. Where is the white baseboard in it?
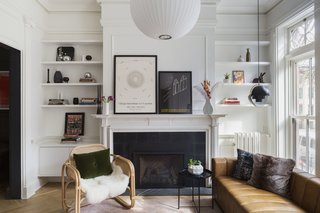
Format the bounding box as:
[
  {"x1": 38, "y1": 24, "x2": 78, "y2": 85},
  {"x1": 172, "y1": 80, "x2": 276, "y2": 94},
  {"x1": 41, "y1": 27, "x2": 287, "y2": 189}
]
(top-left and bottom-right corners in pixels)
[{"x1": 22, "y1": 178, "x2": 48, "y2": 199}]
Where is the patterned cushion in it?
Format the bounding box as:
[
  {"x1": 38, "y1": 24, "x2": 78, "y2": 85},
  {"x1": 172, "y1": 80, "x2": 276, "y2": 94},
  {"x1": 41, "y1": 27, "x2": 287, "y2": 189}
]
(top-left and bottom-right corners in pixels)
[
  {"x1": 232, "y1": 149, "x2": 254, "y2": 180},
  {"x1": 248, "y1": 153, "x2": 295, "y2": 198}
]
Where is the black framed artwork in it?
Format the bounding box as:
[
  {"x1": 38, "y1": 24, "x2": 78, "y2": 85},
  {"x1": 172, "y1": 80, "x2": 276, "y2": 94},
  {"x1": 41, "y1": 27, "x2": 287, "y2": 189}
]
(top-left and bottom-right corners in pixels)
[
  {"x1": 64, "y1": 113, "x2": 85, "y2": 136},
  {"x1": 159, "y1": 71, "x2": 192, "y2": 114},
  {"x1": 114, "y1": 55, "x2": 157, "y2": 114}
]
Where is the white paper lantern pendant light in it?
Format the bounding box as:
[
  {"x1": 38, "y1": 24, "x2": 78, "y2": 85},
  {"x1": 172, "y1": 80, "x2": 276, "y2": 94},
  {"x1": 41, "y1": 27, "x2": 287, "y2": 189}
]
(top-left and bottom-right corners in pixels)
[{"x1": 130, "y1": 0, "x2": 201, "y2": 40}]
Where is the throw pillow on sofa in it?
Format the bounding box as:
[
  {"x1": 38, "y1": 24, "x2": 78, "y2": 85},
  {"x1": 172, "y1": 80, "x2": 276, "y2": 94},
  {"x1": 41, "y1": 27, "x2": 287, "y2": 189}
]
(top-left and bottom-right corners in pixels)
[
  {"x1": 232, "y1": 149, "x2": 254, "y2": 180},
  {"x1": 248, "y1": 153, "x2": 295, "y2": 197}
]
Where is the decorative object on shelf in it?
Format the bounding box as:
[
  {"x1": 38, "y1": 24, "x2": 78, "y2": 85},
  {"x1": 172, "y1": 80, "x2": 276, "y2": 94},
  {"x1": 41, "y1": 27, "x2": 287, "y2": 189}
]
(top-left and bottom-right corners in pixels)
[
  {"x1": 232, "y1": 70, "x2": 245, "y2": 84},
  {"x1": 63, "y1": 77, "x2": 69, "y2": 83},
  {"x1": 61, "y1": 134, "x2": 80, "y2": 144},
  {"x1": 114, "y1": 55, "x2": 157, "y2": 114},
  {"x1": 222, "y1": 97, "x2": 240, "y2": 105},
  {"x1": 46, "y1": 69, "x2": 50, "y2": 83},
  {"x1": 237, "y1": 55, "x2": 245, "y2": 62},
  {"x1": 252, "y1": 72, "x2": 266, "y2": 83},
  {"x1": 73, "y1": 97, "x2": 79, "y2": 105},
  {"x1": 248, "y1": 0, "x2": 270, "y2": 106},
  {"x1": 79, "y1": 72, "x2": 96, "y2": 83},
  {"x1": 101, "y1": 95, "x2": 114, "y2": 115},
  {"x1": 64, "y1": 112, "x2": 85, "y2": 136},
  {"x1": 96, "y1": 85, "x2": 102, "y2": 114},
  {"x1": 79, "y1": 98, "x2": 96, "y2": 105},
  {"x1": 223, "y1": 73, "x2": 230, "y2": 83},
  {"x1": 187, "y1": 159, "x2": 203, "y2": 175},
  {"x1": 246, "y1": 48, "x2": 251, "y2": 62},
  {"x1": 53, "y1": 70, "x2": 63, "y2": 83},
  {"x1": 159, "y1": 71, "x2": 192, "y2": 114},
  {"x1": 85, "y1": 55, "x2": 92, "y2": 61},
  {"x1": 195, "y1": 80, "x2": 221, "y2": 115},
  {"x1": 56, "y1": 46, "x2": 74, "y2": 61},
  {"x1": 48, "y1": 99, "x2": 68, "y2": 105},
  {"x1": 130, "y1": 0, "x2": 200, "y2": 40}
]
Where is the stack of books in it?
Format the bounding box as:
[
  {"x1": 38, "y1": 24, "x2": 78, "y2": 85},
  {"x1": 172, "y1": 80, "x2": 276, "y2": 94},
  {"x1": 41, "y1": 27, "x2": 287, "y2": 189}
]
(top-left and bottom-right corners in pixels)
[
  {"x1": 61, "y1": 134, "x2": 80, "y2": 144},
  {"x1": 79, "y1": 78, "x2": 96, "y2": 83},
  {"x1": 79, "y1": 98, "x2": 97, "y2": 105},
  {"x1": 48, "y1": 99, "x2": 68, "y2": 105},
  {"x1": 222, "y1": 98, "x2": 240, "y2": 105}
]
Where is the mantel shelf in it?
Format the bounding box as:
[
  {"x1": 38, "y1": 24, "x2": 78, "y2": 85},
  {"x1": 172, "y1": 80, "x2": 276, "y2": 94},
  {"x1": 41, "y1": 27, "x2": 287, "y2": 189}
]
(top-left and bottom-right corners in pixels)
[
  {"x1": 41, "y1": 61, "x2": 102, "y2": 65},
  {"x1": 216, "y1": 62, "x2": 270, "y2": 66},
  {"x1": 41, "y1": 83, "x2": 102, "y2": 86},
  {"x1": 92, "y1": 114, "x2": 226, "y2": 119},
  {"x1": 221, "y1": 83, "x2": 271, "y2": 86}
]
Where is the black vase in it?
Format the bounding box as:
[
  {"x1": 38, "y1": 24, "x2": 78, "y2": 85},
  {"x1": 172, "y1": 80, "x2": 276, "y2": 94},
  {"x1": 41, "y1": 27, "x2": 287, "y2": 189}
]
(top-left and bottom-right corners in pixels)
[
  {"x1": 96, "y1": 85, "x2": 102, "y2": 114},
  {"x1": 54, "y1": 71, "x2": 63, "y2": 83}
]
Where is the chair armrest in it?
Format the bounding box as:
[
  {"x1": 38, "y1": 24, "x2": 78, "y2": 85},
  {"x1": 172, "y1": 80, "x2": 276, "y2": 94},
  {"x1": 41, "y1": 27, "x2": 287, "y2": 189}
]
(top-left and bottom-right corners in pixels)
[
  {"x1": 112, "y1": 154, "x2": 135, "y2": 178},
  {"x1": 212, "y1": 157, "x2": 237, "y2": 178},
  {"x1": 62, "y1": 161, "x2": 81, "y2": 186}
]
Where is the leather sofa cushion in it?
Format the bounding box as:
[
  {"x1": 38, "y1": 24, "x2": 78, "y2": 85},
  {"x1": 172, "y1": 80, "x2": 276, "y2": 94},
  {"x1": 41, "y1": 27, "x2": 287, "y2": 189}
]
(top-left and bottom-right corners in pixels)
[{"x1": 216, "y1": 176, "x2": 305, "y2": 213}]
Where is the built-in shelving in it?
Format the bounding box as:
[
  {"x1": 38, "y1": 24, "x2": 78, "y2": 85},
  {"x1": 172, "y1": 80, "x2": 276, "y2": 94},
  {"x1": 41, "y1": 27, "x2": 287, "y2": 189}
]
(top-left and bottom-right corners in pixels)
[
  {"x1": 41, "y1": 83, "x2": 102, "y2": 86},
  {"x1": 41, "y1": 40, "x2": 102, "y2": 44},
  {"x1": 215, "y1": 40, "x2": 270, "y2": 46},
  {"x1": 216, "y1": 62, "x2": 270, "y2": 66},
  {"x1": 221, "y1": 83, "x2": 271, "y2": 86},
  {"x1": 41, "y1": 105, "x2": 97, "y2": 108},
  {"x1": 41, "y1": 61, "x2": 102, "y2": 65}
]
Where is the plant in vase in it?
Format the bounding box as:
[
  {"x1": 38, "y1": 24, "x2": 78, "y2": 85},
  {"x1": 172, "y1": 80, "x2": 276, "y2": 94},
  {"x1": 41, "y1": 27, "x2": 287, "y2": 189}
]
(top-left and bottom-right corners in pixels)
[
  {"x1": 223, "y1": 73, "x2": 230, "y2": 83},
  {"x1": 101, "y1": 95, "x2": 114, "y2": 115},
  {"x1": 188, "y1": 159, "x2": 203, "y2": 175}
]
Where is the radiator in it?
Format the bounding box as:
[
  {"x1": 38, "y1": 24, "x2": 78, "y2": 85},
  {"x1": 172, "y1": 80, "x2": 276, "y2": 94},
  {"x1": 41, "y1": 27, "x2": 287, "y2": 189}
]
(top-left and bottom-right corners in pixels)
[{"x1": 235, "y1": 132, "x2": 261, "y2": 154}]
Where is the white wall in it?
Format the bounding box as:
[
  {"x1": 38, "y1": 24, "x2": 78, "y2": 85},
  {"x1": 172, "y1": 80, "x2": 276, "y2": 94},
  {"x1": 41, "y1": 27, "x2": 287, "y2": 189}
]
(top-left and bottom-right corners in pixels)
[
  {"x1": 0, "y1": 0, "x2": 48, "y2": 198},
  {"x1": 100, "y1": 0, "x2": 217, "y2": 114}
]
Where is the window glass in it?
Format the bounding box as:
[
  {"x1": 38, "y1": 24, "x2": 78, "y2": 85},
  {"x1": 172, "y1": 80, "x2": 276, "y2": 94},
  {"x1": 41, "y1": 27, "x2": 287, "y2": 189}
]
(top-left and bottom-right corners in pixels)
[{"x1": 289, "y1": 16, "x2": 314, "y2": 52}]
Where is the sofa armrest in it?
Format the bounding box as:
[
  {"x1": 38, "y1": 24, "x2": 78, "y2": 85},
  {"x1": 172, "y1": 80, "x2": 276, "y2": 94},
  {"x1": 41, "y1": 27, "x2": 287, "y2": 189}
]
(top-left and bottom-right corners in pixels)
[{"x1": 212, "y1": 158, "x2": 237, "y2": 178}]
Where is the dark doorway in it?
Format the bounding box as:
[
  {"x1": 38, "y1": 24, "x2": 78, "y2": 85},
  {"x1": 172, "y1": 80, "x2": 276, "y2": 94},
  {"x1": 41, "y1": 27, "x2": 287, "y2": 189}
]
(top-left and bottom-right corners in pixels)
[{"x1": 0, "y1": 43, "x2": 21, "y2": 199}]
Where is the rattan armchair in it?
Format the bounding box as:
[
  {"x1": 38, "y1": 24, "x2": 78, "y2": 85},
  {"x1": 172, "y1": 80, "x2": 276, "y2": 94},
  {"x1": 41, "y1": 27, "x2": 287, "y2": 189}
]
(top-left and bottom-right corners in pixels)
[{"x1": 61, "y1": 144, "x2": 135, "y2": 213}]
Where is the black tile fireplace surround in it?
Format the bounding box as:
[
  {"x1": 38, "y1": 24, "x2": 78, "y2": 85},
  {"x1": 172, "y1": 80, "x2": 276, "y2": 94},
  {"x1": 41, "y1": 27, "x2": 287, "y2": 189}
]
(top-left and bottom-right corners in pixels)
[{"x1": 113, "y1": 132, "x2": 206, "y2": 188}]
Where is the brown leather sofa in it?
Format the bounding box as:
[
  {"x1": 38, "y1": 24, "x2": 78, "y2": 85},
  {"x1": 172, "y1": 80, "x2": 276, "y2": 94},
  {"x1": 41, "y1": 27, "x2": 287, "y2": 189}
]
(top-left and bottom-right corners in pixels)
[{"x1": 212, "y1": 158, "x2": 320, "y2": 213}]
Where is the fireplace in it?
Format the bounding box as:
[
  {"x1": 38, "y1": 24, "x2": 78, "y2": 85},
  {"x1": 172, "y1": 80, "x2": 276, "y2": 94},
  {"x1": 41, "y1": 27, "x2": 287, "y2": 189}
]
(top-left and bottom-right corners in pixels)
[{"x1": 114, "y1": 132, "x2": 205, "y2": 188}]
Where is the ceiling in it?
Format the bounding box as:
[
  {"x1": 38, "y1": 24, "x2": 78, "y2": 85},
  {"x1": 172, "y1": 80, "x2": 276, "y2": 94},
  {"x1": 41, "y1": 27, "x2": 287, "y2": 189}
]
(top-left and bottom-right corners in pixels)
[{"x1": 37, "y1": 0, "x2": 283, "y2": 13}]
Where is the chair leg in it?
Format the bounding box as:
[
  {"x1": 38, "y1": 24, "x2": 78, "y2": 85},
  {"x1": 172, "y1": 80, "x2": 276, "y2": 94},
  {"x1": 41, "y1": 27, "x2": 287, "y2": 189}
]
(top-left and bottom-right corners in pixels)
[{"x1": 114, "y1": 196, "x2": 135, "y2": 209}]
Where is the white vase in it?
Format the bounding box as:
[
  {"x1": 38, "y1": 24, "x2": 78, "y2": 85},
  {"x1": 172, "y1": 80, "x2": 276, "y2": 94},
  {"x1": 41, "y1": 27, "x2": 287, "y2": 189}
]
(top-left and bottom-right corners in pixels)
[
  {"x1": 188, "y1": 164, "x2": 204, "y2": 175},
  {"x1": 203, "y1": 98, "x2": 213, "y2": 115},
  {"x1": 103, "y1": 103, "x2": 110, "y2": 115}
]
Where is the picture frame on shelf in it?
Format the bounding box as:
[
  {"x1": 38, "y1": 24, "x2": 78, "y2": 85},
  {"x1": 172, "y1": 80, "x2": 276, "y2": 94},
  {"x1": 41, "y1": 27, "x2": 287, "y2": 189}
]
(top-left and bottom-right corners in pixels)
[
  {"x1": 232, "y1": 70, "x2": 245, "y2": 84},
  {"x1": 64, "y1": 112, "x2": 85, "y2": 136},
  {"x1": 158, "y1": 71, "x2": 192, "y2": 114},
  {"x1": 114, "y1": 55, "x2": 157, "y2": 114}
]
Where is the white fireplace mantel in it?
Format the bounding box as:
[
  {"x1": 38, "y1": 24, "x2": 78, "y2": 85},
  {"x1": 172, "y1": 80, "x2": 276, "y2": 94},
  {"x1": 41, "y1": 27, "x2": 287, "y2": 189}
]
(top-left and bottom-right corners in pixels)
[{"x1": 92, "y1": 114, "x2": 225, "y2": 169}]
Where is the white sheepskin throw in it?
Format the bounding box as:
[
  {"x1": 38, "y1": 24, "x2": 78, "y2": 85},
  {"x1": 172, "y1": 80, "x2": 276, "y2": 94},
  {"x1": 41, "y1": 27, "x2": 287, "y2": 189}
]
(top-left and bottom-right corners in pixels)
[{"x1": 80, "y1": 162, "x2": 129, "y2": 204}]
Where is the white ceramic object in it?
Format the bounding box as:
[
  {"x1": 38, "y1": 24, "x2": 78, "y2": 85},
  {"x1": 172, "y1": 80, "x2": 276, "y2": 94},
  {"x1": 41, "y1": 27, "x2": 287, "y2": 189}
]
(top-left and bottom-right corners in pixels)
[{"x1": 188, "y1": 164, "x2": 203, "y2": 175}]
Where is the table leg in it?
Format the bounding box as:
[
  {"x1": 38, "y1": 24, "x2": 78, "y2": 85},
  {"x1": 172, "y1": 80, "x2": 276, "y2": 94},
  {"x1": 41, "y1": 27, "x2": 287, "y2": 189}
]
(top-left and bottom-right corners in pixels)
[
  {"x1": 178, "y1": 186, "x2": 180, "y2": 209},
  {"x1": 192, "y1": 179, "x2": 194, "y2": 202},
  {"x1": 198, "y1": 180, "x2": 201, "y2": 213}
]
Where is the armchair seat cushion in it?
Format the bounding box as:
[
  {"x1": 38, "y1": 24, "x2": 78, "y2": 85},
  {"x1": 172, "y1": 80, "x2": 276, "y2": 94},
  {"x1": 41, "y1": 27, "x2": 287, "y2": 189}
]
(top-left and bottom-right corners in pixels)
[{"x1": 80, "y1": 162, "x2": 129, "y2": 204}]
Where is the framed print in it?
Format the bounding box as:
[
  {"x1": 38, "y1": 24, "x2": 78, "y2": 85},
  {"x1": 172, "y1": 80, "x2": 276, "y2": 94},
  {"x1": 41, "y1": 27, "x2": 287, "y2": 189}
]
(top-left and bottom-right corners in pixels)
[
  {"x1": 159, "y1": 71, "x2": 192, "y2": 114},
  {"x1": 232, "y1": 70, "x2": 245, "y2": 84},
  {"x1": 0, "y1": 71, "x2": 9, "y2": 108},
  {"x1": 114, "y1": 55, "x2": 157, "y2": 114},
  {"x1": 64, "y1": 113, "x2": 85, "y2": 136}
]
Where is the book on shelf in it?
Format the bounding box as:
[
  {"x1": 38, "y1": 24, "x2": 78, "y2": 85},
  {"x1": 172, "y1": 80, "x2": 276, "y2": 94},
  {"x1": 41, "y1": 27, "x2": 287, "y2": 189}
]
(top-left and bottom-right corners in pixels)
[
  {"x1": 80, "y1": 98, "x2": 97, "y2": 105},
  {"x1": 222, "y1": 98, "x2": 240, "y2": 105},
  {"x1": 60, "y1": 134, "x2": 80, "y2": 144},
  {"x1": 48, "y1": 99, "x2": 69, "y2": 105}
]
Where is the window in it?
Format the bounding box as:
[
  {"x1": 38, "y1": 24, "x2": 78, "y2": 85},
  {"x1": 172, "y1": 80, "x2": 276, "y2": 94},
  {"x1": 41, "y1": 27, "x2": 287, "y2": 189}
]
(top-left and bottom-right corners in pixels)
[
  {"x1": 289, "y1": 16, "x2": 314, "y2": 51},
  {"x1": 289, "y1": 15, "x2": 315, "y2": 174}
]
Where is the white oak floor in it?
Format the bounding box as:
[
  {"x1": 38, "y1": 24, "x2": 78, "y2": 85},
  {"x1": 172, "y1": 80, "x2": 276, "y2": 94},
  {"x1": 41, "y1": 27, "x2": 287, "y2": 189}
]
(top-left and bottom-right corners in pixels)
[{"x1": 0, "y1": 183, "x2": 215, "y2": 213}]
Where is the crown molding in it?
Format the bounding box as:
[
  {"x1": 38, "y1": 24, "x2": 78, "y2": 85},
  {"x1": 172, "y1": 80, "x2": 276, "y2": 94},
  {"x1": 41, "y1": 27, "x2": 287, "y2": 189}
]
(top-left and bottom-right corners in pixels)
[{"x1": 37, "y1": 0, "x2": 101, "y2": 12}]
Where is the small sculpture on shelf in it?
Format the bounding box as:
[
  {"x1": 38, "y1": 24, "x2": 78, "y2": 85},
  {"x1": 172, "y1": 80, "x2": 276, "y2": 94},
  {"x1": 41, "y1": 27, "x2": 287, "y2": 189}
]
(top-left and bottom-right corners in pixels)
[
  {"x1": 80, "y1": 72, "x2": 96, "y2": 83},
  {"x1": 237, "y1": 55, "x2": 244, "y2": 62},
  {"x1": 63, "y1": 77, "x2": 69, "y2": 83},
  {"x1": 53, "y1": 70, "x2": 63, "y2": 83},
  {"x1": 252, "y1": 72, "x2": 266, "y2": 83}
]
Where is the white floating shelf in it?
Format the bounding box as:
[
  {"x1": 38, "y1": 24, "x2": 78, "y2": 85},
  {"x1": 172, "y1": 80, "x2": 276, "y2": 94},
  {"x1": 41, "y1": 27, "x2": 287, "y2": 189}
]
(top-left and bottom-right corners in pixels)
[
  {"x1": 215, "y1": 104, "x2": 270, "y2": 108},
  {"x1": 41, "y1": 83, "x2": 102, "y2": 86},
  {"x1": 41, "y1": 40, "x2": 102, "y2": 44},
  {"x1": 215, "y1": 40, "x2": 270, "y2": 46},
  {"x1": 222, "y1": 83, "x2": 271, "y2": 86},
  {"x1": 41, "y1": 61, "x2": 102, "y2": 65},
  {"x1": 216, "y1": 62, "x2": 270, "y2": 66},
  {"x1": 41, "y1": 105, "x2": 97, "y2": 108}
]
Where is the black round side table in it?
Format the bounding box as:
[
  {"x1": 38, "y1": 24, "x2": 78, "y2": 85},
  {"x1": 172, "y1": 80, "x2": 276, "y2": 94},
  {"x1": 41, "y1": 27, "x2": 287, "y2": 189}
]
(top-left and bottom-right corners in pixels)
[{"x1": 178, "y1": 168, "x2": 213, "y2": 213}]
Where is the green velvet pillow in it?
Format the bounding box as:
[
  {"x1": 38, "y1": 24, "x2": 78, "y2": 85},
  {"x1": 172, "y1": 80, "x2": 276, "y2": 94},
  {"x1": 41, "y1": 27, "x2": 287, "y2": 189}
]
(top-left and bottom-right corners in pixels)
[{"x1": 73, "y1": 149, "x2": 113, "y2": 179}]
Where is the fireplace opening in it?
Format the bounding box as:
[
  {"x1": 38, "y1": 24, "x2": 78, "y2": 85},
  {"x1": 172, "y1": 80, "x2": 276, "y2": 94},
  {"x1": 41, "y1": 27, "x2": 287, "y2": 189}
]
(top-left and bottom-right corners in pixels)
[
  {"x1": 136, "y1": 154, "x2": 183, "y2": 188},
  {"x1": 114, "y1": 132, "x2": 206, "y2": 189}
]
